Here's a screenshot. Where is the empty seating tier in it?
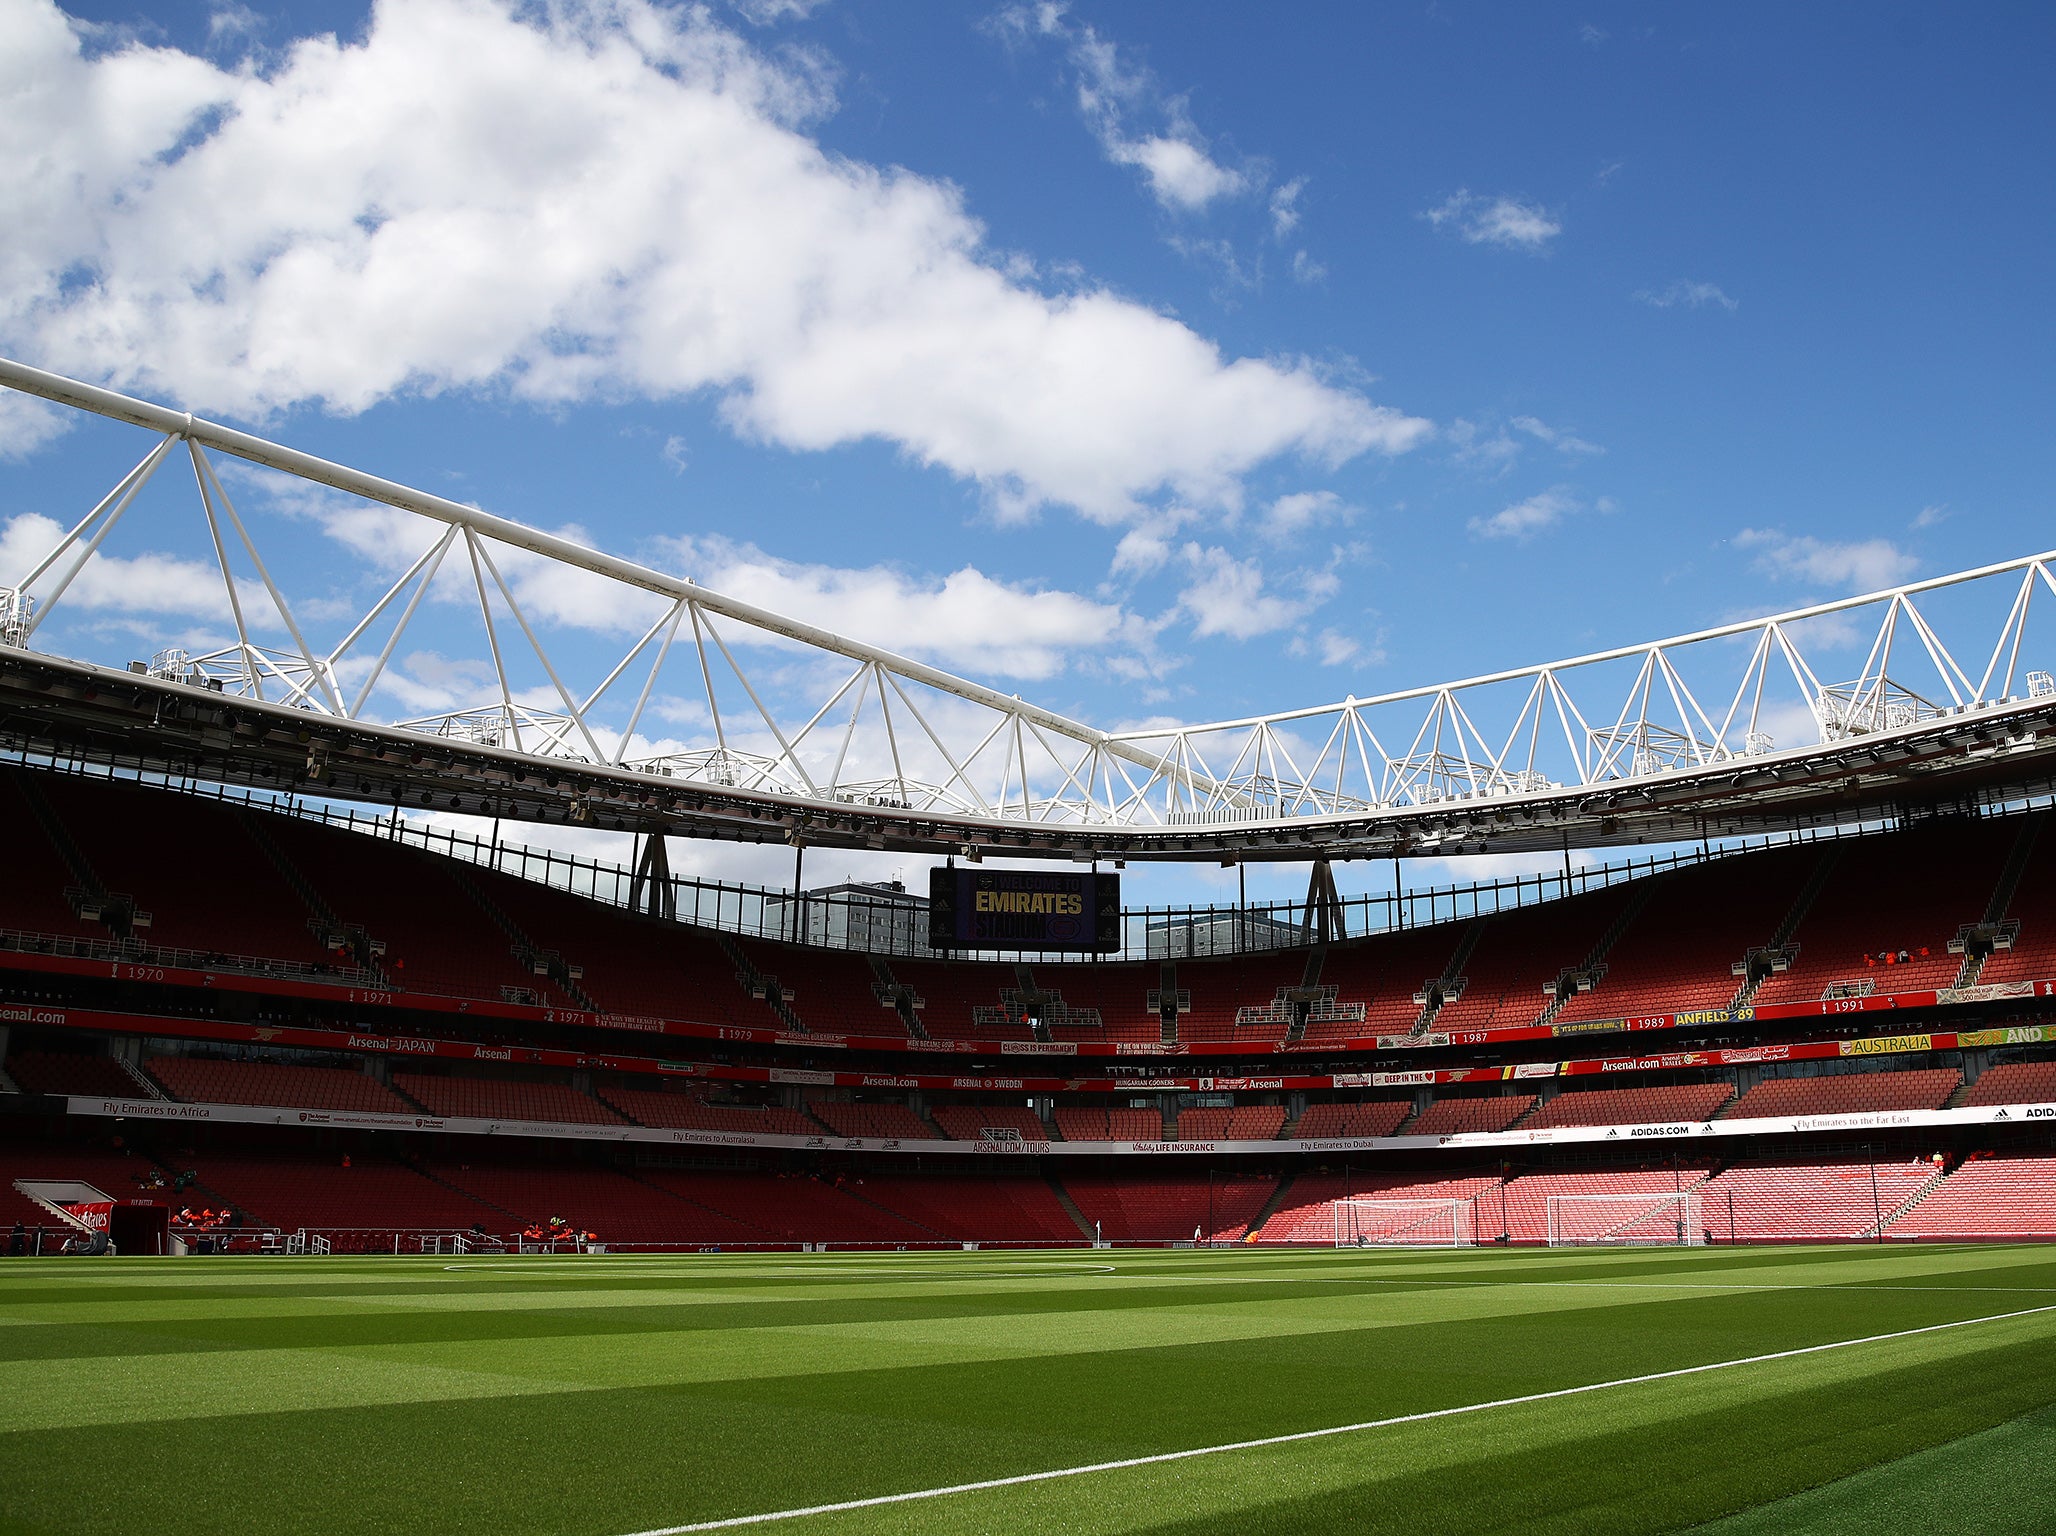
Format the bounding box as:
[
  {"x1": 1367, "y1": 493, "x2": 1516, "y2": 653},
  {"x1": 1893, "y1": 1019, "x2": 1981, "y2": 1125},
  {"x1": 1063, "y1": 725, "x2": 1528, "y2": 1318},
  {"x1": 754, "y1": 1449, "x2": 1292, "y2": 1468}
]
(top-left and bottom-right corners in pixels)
[
  {"x1": 1053, "y1": 1107, "x2": 1165, "y2": 1142},
  {"x1": 183, "y1": 1150, "x2": 508, "y2": 1244},
  {"x1": 595, "y1": 1088, "x2": 819, "y2": 1137},
  {"x1": 392, "y1": 1073, "x2": 625, "y2": 1125},
  {"x1": 5, "y1": 1051, "x2": 141, "y2": 1099},
  {"x1": 808, "y1": 1101, "x2": 938, "y2": 1140},
  {"x1": 1293, "y1": 1100, "x2": 1413, "y2": 1139},
  {"x1": 1962, "y1": 1059, "x2": 2056, "y2": 1106},
  {"x1": 1061, "y1": 1171, "x2": 1279, "y2": 1242},
  {"x1": 1750, "y1": 820, "x2": 2012, "y2": 1005},
  {"x1": 1174, "y1": 1105, "x2": 1286, "y2": 1141},
  {"x1": 1521, "y1": 1082, "x2": 1733, "y2": 1130},
  {"x1": 1887, "y1": 1154, "x2": 2056, "y2": 1240},
  {"x1": 1697, "y1": 1159, "x2": 1940, "y2": 1241},
  {"x1": 1725, "y1": 1069, "x2": 1960, "y2": 1119},
  {"x1": 1253, "y1": 1171, "x2": 1502, "y2": 1244},
  {"x1": 1554, "y1": 844, "x2": 1823, "y2": 1022},
  {"x1": 1404, "y1": 1094, "x2": 1535, "y2": 1137},
  {"x1": 931, "y1": 1104, "x2": 1048, "y2": 1142},
  {"x1": 147, "y1": 1057, "x2": 414, "y2": 1114},
  {"x1": 843, "y1": 1175, "x2": 1083, "y2": 1243}
]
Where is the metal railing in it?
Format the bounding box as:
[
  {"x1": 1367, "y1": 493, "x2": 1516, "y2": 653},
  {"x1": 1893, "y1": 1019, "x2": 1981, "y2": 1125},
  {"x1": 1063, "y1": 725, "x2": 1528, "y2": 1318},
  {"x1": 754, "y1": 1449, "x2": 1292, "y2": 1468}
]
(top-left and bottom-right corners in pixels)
[{"x1": 8, "y1": 742, "x2": 2047, "y2": 962}]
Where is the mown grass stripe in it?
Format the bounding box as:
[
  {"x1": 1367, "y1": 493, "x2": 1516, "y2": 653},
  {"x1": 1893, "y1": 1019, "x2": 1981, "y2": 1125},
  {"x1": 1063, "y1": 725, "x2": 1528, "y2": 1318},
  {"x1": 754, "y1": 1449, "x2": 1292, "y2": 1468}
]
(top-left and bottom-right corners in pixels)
[{"x1": 621, "y1": 1300, "x2": 2056, "y2": 1534}]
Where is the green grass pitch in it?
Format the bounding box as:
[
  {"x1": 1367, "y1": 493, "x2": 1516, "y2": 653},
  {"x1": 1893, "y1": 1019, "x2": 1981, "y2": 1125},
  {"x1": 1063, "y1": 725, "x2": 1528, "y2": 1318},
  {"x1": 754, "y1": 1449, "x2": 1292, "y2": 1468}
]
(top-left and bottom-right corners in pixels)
[{"x1": 4, "y1": 1244, "x2": 2056, "y2": 1534}]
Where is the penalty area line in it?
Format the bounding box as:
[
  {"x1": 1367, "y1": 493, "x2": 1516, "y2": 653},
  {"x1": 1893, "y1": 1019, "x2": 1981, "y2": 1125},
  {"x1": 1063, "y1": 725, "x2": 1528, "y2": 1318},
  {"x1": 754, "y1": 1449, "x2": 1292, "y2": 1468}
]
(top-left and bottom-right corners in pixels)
[{"x1": 621, "y1": 1300, "x2": 2056, "y2": 1534}]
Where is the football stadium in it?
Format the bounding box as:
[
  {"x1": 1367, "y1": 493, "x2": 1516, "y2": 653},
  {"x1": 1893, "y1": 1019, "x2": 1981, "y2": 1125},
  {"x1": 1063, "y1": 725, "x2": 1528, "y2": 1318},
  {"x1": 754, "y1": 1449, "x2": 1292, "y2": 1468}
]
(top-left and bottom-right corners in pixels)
[{"x1": 5, "y1": 4, "x2": 2056, "y2": 1532}]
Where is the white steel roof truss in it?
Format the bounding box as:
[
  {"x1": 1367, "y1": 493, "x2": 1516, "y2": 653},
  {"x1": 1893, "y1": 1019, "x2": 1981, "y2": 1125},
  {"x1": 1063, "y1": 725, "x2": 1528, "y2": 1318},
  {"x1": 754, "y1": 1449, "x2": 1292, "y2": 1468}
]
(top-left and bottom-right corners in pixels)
[
  {"x1": 15, "y1": 436, "x2": 176, "y2": 639},
  {"x1": 467, "y1": 535, "x2": 607, "y2": 764},
  {"x1": 881, "y1": 671, "x2": 993, "y2": 814},
  {"x1": 337, "y1": 526, "x2": 459, "y2": 719},
  {"x1": 697, "y1": 611, "x2": 819, "y2": 797},
  {"x1": 460, "y1": 529, "x2": 522, "y2": 753},
  {"x1": 188, "y1": 441, "x2": 266, "y2": 703},
  {"x1": 190, "y1": 446, "x2": 345, "y2": 717},
  {"x1": 1977, "y1": 567, "x2": 2039, "y2": 703}
]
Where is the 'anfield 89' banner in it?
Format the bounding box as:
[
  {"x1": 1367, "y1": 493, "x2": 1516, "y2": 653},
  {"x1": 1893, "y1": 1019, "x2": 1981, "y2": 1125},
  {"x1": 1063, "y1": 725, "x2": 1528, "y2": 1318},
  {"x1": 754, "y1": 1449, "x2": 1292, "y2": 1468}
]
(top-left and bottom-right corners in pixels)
[{"x1": 928, "y1": 868, "x2": 1120, "y2": 953}]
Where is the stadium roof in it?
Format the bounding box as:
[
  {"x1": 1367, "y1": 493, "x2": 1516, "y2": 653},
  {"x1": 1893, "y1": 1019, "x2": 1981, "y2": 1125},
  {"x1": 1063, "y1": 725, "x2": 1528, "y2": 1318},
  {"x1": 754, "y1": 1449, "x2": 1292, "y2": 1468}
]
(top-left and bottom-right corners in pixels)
[{"x1": 4, "y1": 356, "x2": 2056, "y2": 862}]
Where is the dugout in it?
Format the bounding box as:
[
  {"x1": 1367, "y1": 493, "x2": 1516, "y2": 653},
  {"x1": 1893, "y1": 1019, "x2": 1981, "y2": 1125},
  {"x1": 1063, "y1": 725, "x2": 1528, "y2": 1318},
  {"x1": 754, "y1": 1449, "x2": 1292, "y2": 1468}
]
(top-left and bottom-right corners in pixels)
[{"x1": 109, "y1": 1201, "x2": 170, "y2": 1256}]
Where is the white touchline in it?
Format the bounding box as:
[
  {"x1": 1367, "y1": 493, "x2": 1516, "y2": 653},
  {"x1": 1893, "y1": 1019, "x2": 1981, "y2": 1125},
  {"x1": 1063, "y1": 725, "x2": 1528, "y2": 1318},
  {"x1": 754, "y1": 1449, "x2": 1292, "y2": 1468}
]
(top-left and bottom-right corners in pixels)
[{"x1": 620, "y1": 1301, "x2": 2056, "y2": 1535}]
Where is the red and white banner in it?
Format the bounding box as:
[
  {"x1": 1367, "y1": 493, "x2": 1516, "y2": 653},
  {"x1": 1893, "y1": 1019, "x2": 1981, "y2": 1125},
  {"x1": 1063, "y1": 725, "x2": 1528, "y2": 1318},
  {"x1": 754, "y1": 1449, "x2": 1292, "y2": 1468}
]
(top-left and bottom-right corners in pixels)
[{"x1": 59, "y1": 1201, "x2": 113, "y2": 1231}]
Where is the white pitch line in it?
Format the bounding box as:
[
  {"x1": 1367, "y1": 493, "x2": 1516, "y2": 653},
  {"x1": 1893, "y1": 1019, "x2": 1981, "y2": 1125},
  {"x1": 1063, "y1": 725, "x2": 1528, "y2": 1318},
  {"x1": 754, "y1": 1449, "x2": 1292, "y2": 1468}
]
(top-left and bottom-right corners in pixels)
[{"x1": 620, "y1": 1301, "x2": 2056, "y2": 1534}]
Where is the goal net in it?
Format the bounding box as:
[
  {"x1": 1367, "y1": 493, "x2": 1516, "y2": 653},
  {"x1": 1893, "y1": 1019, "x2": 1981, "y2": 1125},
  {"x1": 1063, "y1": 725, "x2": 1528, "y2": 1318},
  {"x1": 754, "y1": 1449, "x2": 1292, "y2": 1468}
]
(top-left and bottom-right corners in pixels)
[
  {"x1": 1333, "y1": 1198, "x2": 1475, "y2": 1248},
  {"x1": 1546, "y1": 1191, "x2": 1704, "y2": 1247}
]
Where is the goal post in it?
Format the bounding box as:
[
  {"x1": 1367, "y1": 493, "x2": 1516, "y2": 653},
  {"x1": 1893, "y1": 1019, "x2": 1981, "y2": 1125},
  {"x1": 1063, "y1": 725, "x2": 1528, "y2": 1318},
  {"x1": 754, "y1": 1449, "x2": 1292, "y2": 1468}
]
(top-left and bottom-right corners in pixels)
[
  {"x1": 1333, "y1": 1198, "x2": 1475, "y2": 1248},
  {"x1": 1546, "y1": 1191, "x2": 1704, "y2": 1247}
]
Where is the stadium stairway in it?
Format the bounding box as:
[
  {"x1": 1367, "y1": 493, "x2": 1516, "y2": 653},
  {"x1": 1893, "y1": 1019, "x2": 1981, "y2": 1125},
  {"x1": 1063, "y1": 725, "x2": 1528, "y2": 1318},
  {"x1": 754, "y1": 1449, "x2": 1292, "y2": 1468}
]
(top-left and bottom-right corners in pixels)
[
  {"x1": 1410, "y1": 918, "x2": 1485, "y2": 1036},
  {"x1": 1535, "y1": 881, "x2": 1656, "y2": 1028},
  {"x1": 114, "y1": 1056, "x2": 165, "y2": 1100},
  {"x1": 867, "y1": 955, "x2": 929, "y2": 1038},
  {"x1": 720, "y1": 935, "x2": 807, "y2": 1031},
  {"x1": 9, "y1": 770, "x2": 115, "y2": 926},
  {"x1": 616, "y1": 1168, "x2": 777, "y2": 1242},
  {"x1": 232, "y1": 807, "x2": 383, "y2": 981},
  {"x1": 1242, "y1": 1170, "x2": 1300, "y2": 1240},
  {"x1": 1155, "y1": 962, "x2": 1182, "y2": 1047},
  {"x1": 1957, "y1": 811, "x2": 2047, "y2": 987},
  {"x1": 1281, "y1": 949, "x2": 1323, "y2": 1045},
  {"x1": 404, "y1": 1157, "x2": 525, "y2": 1226},
  {"x1": 835, "y1": 1179, "x2": 948, "y2": 1237},
  {"x1": 1042, "y1": 1170, "x2": 1097, "y2": 1240},
  {"x1": 446, "y1": 863, "x2": 601, "y2": 1013},
  {"x1": 1728, "y1": 846, "x2": 1841, "y2": 1008},
  {"x1": 1869, "y1": 1165, "x2": 1949, "y2": 1236}
]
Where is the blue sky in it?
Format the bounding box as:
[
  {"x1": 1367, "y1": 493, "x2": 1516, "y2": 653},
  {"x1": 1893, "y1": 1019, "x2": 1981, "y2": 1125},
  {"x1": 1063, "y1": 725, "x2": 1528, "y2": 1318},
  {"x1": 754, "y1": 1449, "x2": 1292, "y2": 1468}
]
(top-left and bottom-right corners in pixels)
[{"x1": 2, "y1": 0, "x2": 2053, "y2": 904}]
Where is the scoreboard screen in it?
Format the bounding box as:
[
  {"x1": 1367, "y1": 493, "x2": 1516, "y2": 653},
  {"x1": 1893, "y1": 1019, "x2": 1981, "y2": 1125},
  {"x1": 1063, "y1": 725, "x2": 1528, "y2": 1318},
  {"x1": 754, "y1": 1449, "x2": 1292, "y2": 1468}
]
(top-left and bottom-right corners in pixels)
[{"x1": 927, "y1": 867, "x2": 1121, "y2": 953}]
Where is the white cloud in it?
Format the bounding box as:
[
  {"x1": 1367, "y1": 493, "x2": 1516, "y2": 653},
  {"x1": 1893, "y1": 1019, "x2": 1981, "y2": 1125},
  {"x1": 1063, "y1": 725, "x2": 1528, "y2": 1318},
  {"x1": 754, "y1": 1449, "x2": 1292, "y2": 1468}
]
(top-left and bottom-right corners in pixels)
[
  {"x1": 1468, "y1": 488, "x2": 1578, "y2": 541},
  {"x1": 1912, "y1": 503, "x2": 1951, "y2": 530},
  {"x1": 729, "y1": 0, "x2": 830, "y2": 24},
  {"x1": 660, "y1": 434, "x2": 690, "y2": 475},
  {"x1": 1268, "y1": 177, "x2": 1305, "y2": 240},
  {"x1": 1175, "y1": 544, "x2": 1328, "y2": 639},
  {"x1": 1288, "y1": 626, "x2": 1369, "y2": 667},
  {"x1": 0, "y1": 392, "x2": 69, "y2": 460},
  {"x1": 1424, "y1": 191, "x2": 1561, "y2": 251},
  {"x1": 206, "y1": 3, "x2": 262, "y2": 43},
  {"x1": 1110, "y1": 523, "x2": 1175, "y2": 578},
  {"x1": 1735, "y1": 529, "x2": 1917, "y2": 593},
  {"x1": 0, "y1": 511, "x2": 230, "y2": 619},
  {"x1": 1289, "y1": 249, "x2": 1326, "y2": 285},
  {"x1": 1116, "y1": 134, "x2": 1245, "y2": 212},
  {"x1": 998, "y1": 3, "x2": 1251, "y2": 214},
  {"x1": 1579, "y1": 23, "x2": 1609, "y2": 46},
  {"x1": 656, "y1": 533, "x2": 1152, "y2": 679},
  {"x1": 1511, "y1": 415, "x2": 1603, "y2": 457},
  {"x1": 2, "y1": 0, "x2": 1423, "y2": 526},
  {"x1": 1634, "y1": 280, "x2": 1738, "y2": 311},
  {"x1": 1448, "y1": 415, "x2": 1598, "y2": 477},
  {"x1": 1263, "y1": 489, "x2": 1352, "y2": 539},
  {"x1": 1446, "y1": 418, "x2": 1523, "y2": 474}
]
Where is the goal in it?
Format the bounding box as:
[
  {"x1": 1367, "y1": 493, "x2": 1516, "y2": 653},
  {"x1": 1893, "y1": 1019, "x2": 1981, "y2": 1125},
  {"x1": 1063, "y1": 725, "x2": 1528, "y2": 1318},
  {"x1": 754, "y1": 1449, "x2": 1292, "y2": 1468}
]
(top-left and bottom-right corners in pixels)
[
  {"x1": 1546, "y1": 1191, "x2": 1704, "y2": 1247},
  {"x1": 1333, "y1": 1198, "x2": 1475, "y2": 1248}
]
